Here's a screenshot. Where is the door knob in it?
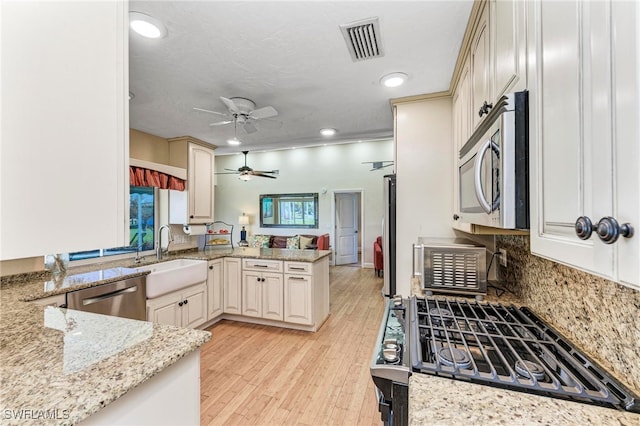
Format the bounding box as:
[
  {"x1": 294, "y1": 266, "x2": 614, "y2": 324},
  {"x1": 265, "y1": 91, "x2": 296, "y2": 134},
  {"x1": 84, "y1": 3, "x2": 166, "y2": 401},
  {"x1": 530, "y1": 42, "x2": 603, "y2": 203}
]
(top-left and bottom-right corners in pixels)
[{"x1": 595, "y1": 217, "x2": 634, "y2": 244}]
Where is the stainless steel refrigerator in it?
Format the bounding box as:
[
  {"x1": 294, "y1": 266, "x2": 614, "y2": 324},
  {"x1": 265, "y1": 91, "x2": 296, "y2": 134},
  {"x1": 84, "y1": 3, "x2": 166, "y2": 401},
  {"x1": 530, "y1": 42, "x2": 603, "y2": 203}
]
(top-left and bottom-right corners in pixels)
[{"x1": 382, "y1": 174, "x2": 396, "y2": 297}]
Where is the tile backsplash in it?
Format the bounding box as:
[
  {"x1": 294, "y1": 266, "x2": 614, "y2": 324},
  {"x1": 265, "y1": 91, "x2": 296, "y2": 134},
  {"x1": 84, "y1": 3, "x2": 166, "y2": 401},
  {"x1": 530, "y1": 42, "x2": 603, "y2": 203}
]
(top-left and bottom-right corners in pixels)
[{"x1": 496, "y1": 235, "x2": 640, "y2": 394}]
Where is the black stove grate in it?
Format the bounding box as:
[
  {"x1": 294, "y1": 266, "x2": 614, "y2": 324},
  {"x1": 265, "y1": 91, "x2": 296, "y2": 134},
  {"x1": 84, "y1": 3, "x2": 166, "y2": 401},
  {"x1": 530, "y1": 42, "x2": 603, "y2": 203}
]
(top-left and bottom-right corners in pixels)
[{"x1": 412, "y1": 297, "x2": 640, "y2": 412}]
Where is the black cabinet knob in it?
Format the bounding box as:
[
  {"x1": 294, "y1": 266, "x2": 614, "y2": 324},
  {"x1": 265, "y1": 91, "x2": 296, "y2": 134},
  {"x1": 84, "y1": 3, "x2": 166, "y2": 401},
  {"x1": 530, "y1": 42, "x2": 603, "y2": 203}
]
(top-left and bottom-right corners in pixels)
[
  {"x1": 178, "y1": 301, "x2": 184, "y2": 307},
  {"x1": 575, "y1": 216, "x2": 594, "y2": 240},
  {"x1": 453, "y1": 214, "x2": 460, "y2": 221},
  {"x1": 183, "y1": 299, "x2": 188, "y2": 305},
  {"x1": 478, "y1": 101, "x2": 494, "y2": 117},
  {"x1": 209, "y1": 265, "x2": 213, "y2": 270},
  {"x1": 596, "y1": 217, "x2": 635, "y2": 244},
  {"x1": 190, "y1": 215, "x2": 194, "y2": 219}
]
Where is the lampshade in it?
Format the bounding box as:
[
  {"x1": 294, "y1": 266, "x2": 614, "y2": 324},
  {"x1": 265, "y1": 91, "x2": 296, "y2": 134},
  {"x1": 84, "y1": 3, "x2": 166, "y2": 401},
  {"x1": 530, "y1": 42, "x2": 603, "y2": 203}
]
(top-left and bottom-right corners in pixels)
[{"x1": 238, "y1": 214, "x2": 249, "y2": 225}]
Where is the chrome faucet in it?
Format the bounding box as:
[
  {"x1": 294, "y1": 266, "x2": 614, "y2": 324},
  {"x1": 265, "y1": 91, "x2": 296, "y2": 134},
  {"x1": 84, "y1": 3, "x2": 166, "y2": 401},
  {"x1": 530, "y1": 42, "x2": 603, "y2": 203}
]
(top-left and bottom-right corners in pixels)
[{"x1": 156, "y1": 224, "x2": 173, "y2": 260}]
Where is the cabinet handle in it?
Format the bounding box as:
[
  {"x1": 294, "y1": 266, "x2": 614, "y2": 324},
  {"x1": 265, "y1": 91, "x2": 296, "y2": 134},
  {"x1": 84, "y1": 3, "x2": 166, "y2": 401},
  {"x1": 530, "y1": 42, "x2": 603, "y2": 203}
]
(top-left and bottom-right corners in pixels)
[
  {"x1": 190, "y1": 215, "x2": 194, "y2": 219},
  {"x1": 595, "y1": 217, "x2": 634, "y2": 244},
  {"x1": 256, "y1": 277, "x2": 261, "y2": 282},
  {"x1": 254, "y1": 264, "x2": 268, "y2": 268},
  {"x1": 261, "y1": 278, "x2": 266, "y2": 282},
  {"x1": 183, "y1": 299, "x2": 188, "y2": 305},
  {"x1": 289, "y1": 267, "x2": 305, "y2": 271},
  {"x1": 453, "y1": 214, "x2": 460, "y2": 221},
  {"x1": 575, "y1": 216, "x2": 594, "y2": 240},
  {"x1": 178, "y1": 301, "x2": 184, "y2": 307},
  {"x1": 575, "y1": 216, "x2": 634, "y2": 244},
  {"x1": 289, "y1": 276, "x2": 305, "y2": 280},
  {"x1": 209, "y1": 265, "x2": 213, "y2": 270},
  {"x1": 478, "y1": 101, "x2": 493, "y2": 117}
]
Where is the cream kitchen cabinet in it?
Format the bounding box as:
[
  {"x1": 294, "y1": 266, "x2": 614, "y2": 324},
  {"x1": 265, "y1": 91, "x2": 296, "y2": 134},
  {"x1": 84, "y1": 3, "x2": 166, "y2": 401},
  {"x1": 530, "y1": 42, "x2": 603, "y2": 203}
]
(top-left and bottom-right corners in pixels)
[
  {"x1": 491, "y1": 0, "x2": 527, "y2": 100},
  {"x1": 168, "y1": 137, "x2": 216, "y2": 224},
  {"x1": 146, "y1": 282, "x2": 207, "y2": 328},
  {"x1": 242, "y1": 259, "x2": 283, "y2": 321},
  {"x1": 207, "y1": 259, "x2": 224, "y2": 320},
  {"x1": 1, "y1": 1, "x2": 129, "y2": 260},
  {"x1": 283, "y1": 259, "x2": 330, "y2": 330},
  {"x1": 223, "y1": 257, "x2": 242, "y2": 314},
  {"x1": 527, "y1": 0, "x2": 639, "y2": 289},
  {"x1": 471, "y1": 4, "x2": 491, "y2": 131}
]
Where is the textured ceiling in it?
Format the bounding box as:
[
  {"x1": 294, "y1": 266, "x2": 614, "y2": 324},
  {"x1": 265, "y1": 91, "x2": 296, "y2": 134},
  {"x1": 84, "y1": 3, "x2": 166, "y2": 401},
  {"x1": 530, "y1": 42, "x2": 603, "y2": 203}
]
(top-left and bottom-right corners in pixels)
[{"x1": 129, "y1": 1, "x2": 473, "y2": 155}]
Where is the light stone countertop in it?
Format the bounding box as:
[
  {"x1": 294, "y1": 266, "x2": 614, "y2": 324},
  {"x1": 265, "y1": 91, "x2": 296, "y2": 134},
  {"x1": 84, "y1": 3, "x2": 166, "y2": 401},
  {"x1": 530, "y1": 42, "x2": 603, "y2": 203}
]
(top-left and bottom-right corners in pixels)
[
  {"x1": 0, "y1": 247, "x2": 330, "y2": 424},
  {"x1": 409, "y1": 373, "x2": 640, "y2": 425}
]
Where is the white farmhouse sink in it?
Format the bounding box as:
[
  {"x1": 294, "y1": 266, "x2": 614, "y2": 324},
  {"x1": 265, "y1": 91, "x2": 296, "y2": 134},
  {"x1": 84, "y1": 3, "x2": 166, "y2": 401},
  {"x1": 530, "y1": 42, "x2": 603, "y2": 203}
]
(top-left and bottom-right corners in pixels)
[{"x1": 136, "y1": 259, "x2": 207, "y2": 299}]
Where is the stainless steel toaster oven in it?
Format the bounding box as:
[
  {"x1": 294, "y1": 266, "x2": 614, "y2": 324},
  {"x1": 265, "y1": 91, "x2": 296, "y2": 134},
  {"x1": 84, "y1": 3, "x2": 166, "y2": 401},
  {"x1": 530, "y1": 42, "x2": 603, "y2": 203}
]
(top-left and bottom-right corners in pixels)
[{"x1": 412, "y1": 237, "x2": 486, "y2": 298}]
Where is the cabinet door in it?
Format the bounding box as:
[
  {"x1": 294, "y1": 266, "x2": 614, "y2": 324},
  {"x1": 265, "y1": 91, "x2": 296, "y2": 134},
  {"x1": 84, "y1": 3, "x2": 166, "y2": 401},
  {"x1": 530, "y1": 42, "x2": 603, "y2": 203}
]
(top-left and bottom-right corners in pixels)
[
  {"x1": 223, "y1": 258, "x2": 242, "y2": 314},
  {"x1": 207, "y1": 259, "x2": 224, "y2": 320},
  {"x1": 262, "y1": 273, "x2": 283, "y2": 321},
  {"x1": 284, "y1": 274, "x2": 313, "y2": 325},
  {"x1": 147, "y1": 294, "x2": 181, "y2": 327},
  {"x1": 181, "y1": 284, "x2": 207, "y2": 329},
  {"x1": 242, "y1": 271, "x2": 262, "y2": 318},
  {"x1": 528, "y1": 0, "x2": 614, "y2": 279},
  {"x1": 1, "y1": 1, "x2": 128, "y2": 260},
  {"x1": 491, "y1": 0, "x2": 526, "y2": 99},
  {"x1": 188, "y1": 143, "x2": 215, "y2": 223},
  {"x1": 471, "y1": 5, "x2": 491, "y2": 130}
]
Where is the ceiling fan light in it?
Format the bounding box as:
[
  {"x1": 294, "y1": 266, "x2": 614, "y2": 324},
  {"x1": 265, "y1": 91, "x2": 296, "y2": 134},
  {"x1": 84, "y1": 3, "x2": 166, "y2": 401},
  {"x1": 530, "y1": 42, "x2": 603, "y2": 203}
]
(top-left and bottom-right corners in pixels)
[
  {"x1": 227, "y1": 138, "x2": 241, "y2": 146},
  {"x1": 129, "y1": 12, "x2": 168, "y2": 39},
  {"x1": 381, "y1": 72, "x2": 408, "y2": 88},
  {"x1": 239, "y1": 174, "x2": 252, "y2": 182},
  {"x1": 320, "y1": 128, "x2": 337, "y2": 137}
]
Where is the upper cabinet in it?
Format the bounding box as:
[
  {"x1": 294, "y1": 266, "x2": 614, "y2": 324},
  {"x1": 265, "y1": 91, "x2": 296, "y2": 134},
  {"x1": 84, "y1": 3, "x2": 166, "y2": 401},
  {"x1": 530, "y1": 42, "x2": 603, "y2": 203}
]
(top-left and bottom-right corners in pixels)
[
  {"x1": 527, "y1": 0, "x2": 639, "y2": 289},
  {"x1": 1, "y1": 1, "x2": 129, "y2": 260},
  {"x1": 491, "y1": 0, "x2": 527, "y2": 100},
  {"x1": 470, "y1": 5, "x2": 491, "y2": 130},
  {"x1": 168, "y1": 137, "x2": 216, "y2": 224}
]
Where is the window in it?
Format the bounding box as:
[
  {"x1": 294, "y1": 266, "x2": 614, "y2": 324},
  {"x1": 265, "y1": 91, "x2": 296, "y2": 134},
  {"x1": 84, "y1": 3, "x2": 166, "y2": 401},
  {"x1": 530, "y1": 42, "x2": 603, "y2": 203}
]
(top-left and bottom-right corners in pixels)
[
  {"x1": 69, "y1": 186, "x2": 156, "y2": 261},
  {"x1": 259, "y1": 193, "x2": 319, "y2": 228}
]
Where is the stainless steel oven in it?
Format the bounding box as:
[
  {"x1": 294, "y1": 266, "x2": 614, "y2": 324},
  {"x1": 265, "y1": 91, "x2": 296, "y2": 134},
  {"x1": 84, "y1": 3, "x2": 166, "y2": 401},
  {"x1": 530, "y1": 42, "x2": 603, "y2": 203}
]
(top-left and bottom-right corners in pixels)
[{"x1": 458, "y1": 91, "x2": 529, "y2": 229}]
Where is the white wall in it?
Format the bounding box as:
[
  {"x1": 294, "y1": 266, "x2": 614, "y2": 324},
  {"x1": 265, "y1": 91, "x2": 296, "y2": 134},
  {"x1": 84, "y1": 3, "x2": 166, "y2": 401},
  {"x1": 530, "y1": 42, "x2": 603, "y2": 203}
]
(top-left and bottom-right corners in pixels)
[
  {"x1": 214, "y1": 140, "x2": 393, "y2": 266},
  {"x1": 395, "y1": 97, "x2": 456, "y2": 296}
]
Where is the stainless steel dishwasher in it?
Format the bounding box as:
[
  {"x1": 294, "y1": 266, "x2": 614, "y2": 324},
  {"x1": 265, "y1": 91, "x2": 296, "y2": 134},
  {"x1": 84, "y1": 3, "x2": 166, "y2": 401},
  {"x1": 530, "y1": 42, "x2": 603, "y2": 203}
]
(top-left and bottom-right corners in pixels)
[{"x1": 66, "y1": 276, "x2": 147, "y2": 321}]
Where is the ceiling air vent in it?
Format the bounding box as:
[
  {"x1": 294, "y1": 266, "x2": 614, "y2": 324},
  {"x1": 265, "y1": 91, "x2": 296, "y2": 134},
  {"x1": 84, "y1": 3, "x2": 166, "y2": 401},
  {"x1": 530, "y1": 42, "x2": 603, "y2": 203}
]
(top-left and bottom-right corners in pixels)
[{"x1": 340, "y1": 17, "x2": 384, "y2": 62}]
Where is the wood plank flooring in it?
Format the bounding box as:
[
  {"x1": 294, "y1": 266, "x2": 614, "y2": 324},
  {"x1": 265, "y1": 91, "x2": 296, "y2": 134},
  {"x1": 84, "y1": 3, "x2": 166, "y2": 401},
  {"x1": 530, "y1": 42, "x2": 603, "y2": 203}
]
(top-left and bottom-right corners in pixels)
[{"x1": 200, "y1": 265, "x2": 385, "y2": 425}]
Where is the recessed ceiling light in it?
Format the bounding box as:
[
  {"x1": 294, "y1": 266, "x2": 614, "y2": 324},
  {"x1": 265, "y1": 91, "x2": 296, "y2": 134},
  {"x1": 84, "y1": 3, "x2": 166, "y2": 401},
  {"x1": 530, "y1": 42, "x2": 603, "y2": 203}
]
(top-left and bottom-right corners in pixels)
[
  {"x1": 227, "y1": 138, "x2": 241, "y2": 146},
  {"x1": 380, "y1": 72, "x2": 408, "y2": 88},
  {"x1": 320, "y1": 128, "x2": 337, "y2": 137},
  {"x1": 129, "y1": 12, "x2": 167, "y2": 39}
]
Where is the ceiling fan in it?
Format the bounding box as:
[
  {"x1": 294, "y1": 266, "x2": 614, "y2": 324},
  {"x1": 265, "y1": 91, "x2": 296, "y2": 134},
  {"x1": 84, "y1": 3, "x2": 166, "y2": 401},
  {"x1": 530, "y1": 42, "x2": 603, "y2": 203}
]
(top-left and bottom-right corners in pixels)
[
  {"x1": 362, "y1": 161, "x2": 394, "y2": 171},
  {"x1": 216, "y1": 151, "x2": 279, "y2": 180},
  {"x1": 193, "y1": 97, "x2": 279, "y2": 134}
]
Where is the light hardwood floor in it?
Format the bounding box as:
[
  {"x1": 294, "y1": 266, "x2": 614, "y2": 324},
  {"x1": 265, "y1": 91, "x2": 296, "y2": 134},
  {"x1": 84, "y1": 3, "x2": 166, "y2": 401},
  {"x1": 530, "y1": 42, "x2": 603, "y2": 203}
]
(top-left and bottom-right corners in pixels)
[{"x1": 200, "y1": 265, "x2": 385, "y2": 425}]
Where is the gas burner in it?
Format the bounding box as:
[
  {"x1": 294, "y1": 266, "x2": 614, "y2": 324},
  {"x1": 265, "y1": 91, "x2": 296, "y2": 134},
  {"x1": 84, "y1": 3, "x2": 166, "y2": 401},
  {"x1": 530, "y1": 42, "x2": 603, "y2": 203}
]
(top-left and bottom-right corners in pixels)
[
  {"x1": 437, "y1": 346, "x2": 472, "y2": 369},
  {"x1": 382, "y1": 341, "x2": 400, "y2": 364},
  {"x1": 485, "y1": 314, "x2": 499, "y2": 321},
  {"x1": 429, "y1": 308, "x2": 453, "y2": 326},
  {"x1": 515, "y1": 360, "x2": 546, "y2": 380}
]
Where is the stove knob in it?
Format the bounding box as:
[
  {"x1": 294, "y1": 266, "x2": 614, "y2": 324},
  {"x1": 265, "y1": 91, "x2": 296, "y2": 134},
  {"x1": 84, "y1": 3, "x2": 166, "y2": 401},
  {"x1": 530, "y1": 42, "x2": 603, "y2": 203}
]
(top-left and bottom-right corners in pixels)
[
  {"x1": 382, "y1": 347, "x2": 399, "y2": 363},
  {"x1": 392, "y1": 296, "x2": 403, "y2": 307}
]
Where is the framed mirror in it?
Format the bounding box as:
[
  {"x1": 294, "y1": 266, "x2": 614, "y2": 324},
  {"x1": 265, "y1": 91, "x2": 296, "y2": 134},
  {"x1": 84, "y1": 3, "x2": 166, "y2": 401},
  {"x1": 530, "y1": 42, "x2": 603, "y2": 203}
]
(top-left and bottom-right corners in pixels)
[{"x1": 260, "y1": 193, "x2": 319, "y2": 228}]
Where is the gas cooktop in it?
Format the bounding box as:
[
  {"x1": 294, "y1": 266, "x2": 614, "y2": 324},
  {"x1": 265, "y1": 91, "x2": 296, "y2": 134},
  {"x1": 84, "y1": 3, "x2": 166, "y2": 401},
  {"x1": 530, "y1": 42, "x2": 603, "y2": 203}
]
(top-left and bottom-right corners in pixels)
[{"x1": 410, "y1": 297, "x2": 640, "y2": 413}]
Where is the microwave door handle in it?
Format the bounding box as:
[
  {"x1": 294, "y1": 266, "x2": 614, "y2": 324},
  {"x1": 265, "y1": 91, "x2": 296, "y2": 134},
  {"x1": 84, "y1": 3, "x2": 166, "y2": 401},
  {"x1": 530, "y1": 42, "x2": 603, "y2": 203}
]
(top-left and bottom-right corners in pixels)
[{"x1": 474, "y1": 139, "x2": 495, "y2": 214}]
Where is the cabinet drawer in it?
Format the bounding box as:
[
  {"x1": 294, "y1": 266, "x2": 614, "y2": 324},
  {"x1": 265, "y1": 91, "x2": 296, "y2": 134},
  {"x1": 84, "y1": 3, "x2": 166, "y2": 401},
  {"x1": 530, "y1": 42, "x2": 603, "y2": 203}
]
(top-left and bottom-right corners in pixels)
[
  {"x1": 284, "y1": 261, "x2": 312, "y2": 275},
  {"x1": 243, "y1": 258, "x2": 283, "y2": 272}
]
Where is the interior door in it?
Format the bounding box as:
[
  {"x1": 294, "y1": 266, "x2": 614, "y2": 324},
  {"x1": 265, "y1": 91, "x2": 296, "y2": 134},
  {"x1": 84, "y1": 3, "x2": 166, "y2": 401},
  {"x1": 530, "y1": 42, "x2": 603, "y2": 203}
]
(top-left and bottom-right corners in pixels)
[{"x1": 335, "y1": 193, "x2": 358, "y2": 265}]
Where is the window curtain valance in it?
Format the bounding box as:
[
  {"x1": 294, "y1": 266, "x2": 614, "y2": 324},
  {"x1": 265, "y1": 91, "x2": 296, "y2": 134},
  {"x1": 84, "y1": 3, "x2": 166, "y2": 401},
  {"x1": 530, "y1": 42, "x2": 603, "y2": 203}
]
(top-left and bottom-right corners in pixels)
[{"x1": 129, "y1": 166, "x2": 186, "y2": 191}]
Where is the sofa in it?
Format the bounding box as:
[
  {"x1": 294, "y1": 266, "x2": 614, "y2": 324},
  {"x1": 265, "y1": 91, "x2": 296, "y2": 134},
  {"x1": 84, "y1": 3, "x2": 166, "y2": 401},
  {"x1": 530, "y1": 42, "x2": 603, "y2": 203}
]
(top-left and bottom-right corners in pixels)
[
  {"x1": 373, "y1": 236, "x2": 383, "y2": 277},
  {"x1": 248, "y1": 233, "x2": 330, "y2": 250}
]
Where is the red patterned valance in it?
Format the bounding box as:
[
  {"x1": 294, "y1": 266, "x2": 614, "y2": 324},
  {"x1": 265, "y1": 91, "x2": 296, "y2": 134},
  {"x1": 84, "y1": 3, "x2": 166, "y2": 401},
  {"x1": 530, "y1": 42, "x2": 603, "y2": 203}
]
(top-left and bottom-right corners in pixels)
[{"x1": 129, "y1": 166, "x2": 185, "y2": 191}]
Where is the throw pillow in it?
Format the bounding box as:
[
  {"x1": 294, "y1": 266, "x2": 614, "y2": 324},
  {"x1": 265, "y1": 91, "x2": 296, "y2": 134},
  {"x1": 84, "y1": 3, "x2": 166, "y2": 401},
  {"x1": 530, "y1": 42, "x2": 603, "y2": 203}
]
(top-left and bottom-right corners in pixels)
[
  {"x1": 272, "y1": 235, "x2": 288, "y2": 248},
  {"x1": 249, "y1": 234, "x2": 270, "y2": 248},
  {"x1": 299, "y1": 235, "x2": 314, "y2": 249},
  {"x1": 286, "y1": 235, "x2": 300, "y2": 249}
]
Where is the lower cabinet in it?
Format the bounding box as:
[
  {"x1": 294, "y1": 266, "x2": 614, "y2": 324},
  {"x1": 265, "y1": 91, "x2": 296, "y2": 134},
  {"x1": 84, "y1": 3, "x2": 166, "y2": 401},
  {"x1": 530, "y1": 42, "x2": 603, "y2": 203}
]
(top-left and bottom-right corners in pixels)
[
  {"x1": 207, "y1": 259, "x2": 223, "y2": 320},
  {"x1": 241, "y1": 259, "x2": 284, "y2": 321},
  {"x1": 223, "y1": 257, "x2": 242, "y2": 314},
  {"x1": 146, "y1": 282, "x2": 207, "y2": 328},
  {"x1": 283, "y1": 274, "x2": 312, "y2": 325}
]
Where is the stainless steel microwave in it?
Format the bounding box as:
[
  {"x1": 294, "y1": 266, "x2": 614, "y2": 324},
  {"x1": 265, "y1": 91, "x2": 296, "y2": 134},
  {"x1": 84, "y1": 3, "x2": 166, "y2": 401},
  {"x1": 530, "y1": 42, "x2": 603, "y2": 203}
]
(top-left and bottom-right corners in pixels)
[{"x1": 457, "y1": 91, "x2": 529, "y2": 229}]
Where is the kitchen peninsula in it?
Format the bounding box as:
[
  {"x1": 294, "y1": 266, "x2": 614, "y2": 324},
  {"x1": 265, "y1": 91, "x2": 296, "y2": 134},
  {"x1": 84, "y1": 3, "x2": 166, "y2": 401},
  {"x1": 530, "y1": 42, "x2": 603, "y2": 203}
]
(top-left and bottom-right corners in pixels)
[{"x1": 0, "y1": 248, "x2": 330, "y2": 424}]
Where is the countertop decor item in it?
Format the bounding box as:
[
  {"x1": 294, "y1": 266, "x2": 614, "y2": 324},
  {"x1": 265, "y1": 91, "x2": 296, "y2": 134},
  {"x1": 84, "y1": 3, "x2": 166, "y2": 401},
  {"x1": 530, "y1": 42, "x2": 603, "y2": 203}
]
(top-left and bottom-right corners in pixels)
[{"x1": 44, "y1": 253, "x2": 69, "y2": 276}]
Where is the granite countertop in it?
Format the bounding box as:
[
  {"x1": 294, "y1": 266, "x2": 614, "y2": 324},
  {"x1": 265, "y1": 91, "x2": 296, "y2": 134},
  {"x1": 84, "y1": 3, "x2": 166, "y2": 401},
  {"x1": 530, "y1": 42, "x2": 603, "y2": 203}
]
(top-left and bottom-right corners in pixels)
[
  {"x1": 0, "y1": 247, "x2": 329, "y2": 424},
  {"x1": 408, "y1": 280, "x2": 640, "y2": 425},
  {"x1": 410, "y1": 374, "x2": 640, "y2": 425}
]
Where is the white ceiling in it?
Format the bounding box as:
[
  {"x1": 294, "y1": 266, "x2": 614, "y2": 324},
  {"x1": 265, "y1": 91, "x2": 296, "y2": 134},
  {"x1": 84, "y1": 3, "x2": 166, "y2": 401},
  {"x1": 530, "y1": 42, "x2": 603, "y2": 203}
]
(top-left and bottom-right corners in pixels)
[{"x1": 129, "y1": 1, "x2": 473, "y2": 155}]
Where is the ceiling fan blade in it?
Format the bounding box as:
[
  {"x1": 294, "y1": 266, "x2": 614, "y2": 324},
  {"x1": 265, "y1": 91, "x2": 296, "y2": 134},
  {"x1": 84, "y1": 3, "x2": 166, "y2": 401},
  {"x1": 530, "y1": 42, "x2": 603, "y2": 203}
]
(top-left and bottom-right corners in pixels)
[
  {"x1": 243, "y1": 121, "x2": 258, "y2": 134},
  {"x1": 193, "y1": 107, "x2": 227, "y2": 117},
  {"x1": 249, "y1": 106, "x2": 278, "y2": 120},
  {"x1": 220, "y1": 96, "x2": 240, "y2": 114},
  {"x1": 252, "y1": 169, "x2": 278, "y2": 175},
  {"x1": 215, "y1": 171, "x2": 240, "y2": 175},
  {"x1": 251, "y1": 171, "x2": 277, "y2": 179},
  {"x1": 209, "y1": 120, "x2": 233, "y2": 127},
  {"x1": 224, "y1": 168, "x2": 240, "y2": 172}
]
